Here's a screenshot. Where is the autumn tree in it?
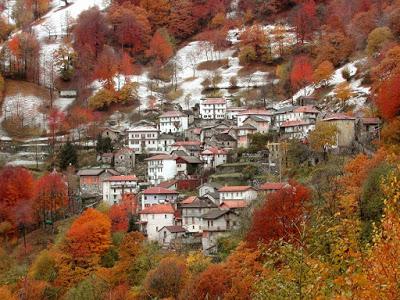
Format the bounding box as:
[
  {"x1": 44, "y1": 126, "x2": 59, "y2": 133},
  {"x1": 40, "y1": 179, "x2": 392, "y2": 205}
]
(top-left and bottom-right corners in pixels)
[
  {"x1": 246, "y1": 181, "x2": 311, "y2": 248},
  {"x1": 0, "y1": 167, "x2": 35, "y2": 227},
  {"x1": 94, "y1": 46, "x2": 118, "y2": 90},
  {"x1": 239, "y1": 25, "x2": 271, "y2": 64},
  {"x1": 145, "y1": 28, "x2": 174, "y2": 64},
  {"x1": 290, "y1": 55, "x2": 313, "y2": 92},
  {"x1": 308, "y1": 122, "x2": 338, "y2": 160},
  {"x1": 375, "y1": 72, "x2": 400, "y2": 120},
  {"x1": 139, "y1": 0, "x2": 171, "y2": 29},
  {"x1": 73, "y1": 7, "x2": 109, "y2": 79},
  {"x1": 143, "y1": 256, "x2": 187, "y2": 299},
  {"x1": 5, "y1": 32, "x2": 41, "y2": 81},
  {"x1": 34, "y1": 171, "x2": 68, "y2": 229},
  {"x1": 108, "y1": 3, "x2": 151, "y2": 54},
  {"x1": 66, "y1": 208, "x2": 111, "y2": 263},
  {"x1": 54, "y1": 44, "x2": 76, "y2": 81},
  {"x1": 335, "y1": 82, "x2": 353, "y2": 107},
  {"x1": 358, "y1": 168, "x2": 400, "y2": 299},
  {"x1": 314, "y1": 30, "x2": 354, "y2": 67},
  {"x1": 314, "y1": 60, "x2": 334, "y2": 86},
  {"x1": 366, "y1": 26, "x2": 393, "y2": 56},
  {"x1": 293, "y1": 0, "x2": 319, "y2": 44},
  {"x1": 168, "y1": 0, "x2": 197, "y2": 40}
]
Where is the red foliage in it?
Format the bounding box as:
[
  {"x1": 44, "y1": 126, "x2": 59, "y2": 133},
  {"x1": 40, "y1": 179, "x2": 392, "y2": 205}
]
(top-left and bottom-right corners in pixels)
[
  {"x1": 74, "y1": 7, "x2": 108, "y2": 59},
  {"x1": 94, "y1": 47, "x2": 118, "y2": 89},
  {"x1": 34, "y1": 171, "x2": 68, "y2": 224},
  {"x1": 376, "y1": 73, "x2": 400, "y2": 120},
  {"x1": 108, "y1": 193, "x2": 138, "y2": 232},
  {"x1": 108, "y1": 3, "x2": 151, "y2": 53},
  {"x1": 293, "y1": 0, "x2": 319, "y2": 44},
  {"x1": 0, "y1": 167, "x2": 35, "y2": 227},
  {"x1": 246, "y1": 180, "x2": 311, "y2": 248},
  {"x1": 290, "y1": 55, "x2": 314, "y2": 91}
]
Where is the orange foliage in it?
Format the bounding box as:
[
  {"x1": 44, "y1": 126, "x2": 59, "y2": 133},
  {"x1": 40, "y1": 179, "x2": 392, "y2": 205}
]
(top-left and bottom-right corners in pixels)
[
  {"x1": 143, "y1": 255, "x2": 187, "y2": 299},
  {"x1": 146, "y1": 29, "x2": 174, "y2": 64},
  {"x1": 66, "y1": 208, "x2": 111, "y2": 261},
  {"x1": 186, "y1": 244, "x2": 263, "y2": 300}
]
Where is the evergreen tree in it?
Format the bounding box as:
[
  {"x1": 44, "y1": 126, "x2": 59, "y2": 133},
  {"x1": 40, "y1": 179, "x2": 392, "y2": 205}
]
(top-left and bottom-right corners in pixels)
[{"x1": 58, "y1": 141, "x2": 78, "y2": 170}]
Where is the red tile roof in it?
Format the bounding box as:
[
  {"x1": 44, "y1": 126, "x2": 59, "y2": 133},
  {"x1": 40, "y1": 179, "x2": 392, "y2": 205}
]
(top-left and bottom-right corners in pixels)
[
  {"x1": 172, "y1": 141, "x2": 202, "y2": 147},
  {"x1": 156, "y1": 180, "x2": 178, "y2": 189},
  {"x1": 160, "y1": 111, "x2": 185, "y2": 118},
  {"x1": 202, "y1": 98, "x2": 226, "y2": 105},
  {"x1": 105, "y1": 175, "x2": 138, "y2": 182},
  {"x1": 218, "y1": 186, "x2": 255, "y2": 192},
  {"x1": 220, "y1": 200, "x2": 248, "y2": 209},
  {"x1": 323, "y1": 113, "x2": 356, "y2": 121},
  {"x1": 238, "y1": 109, "x2": 274, "y2": 116},
  {"x1": 259, "y1": 182, "x2": 287, "y2": 191},
  {"x1": 201, "y1": 147, "x2": 227, "y2": 155},
  {"x1": 293, "y1": 105, "x2": 319, "y2": 113},
  {"x1": 143, "y1": 187, "x2": 179, "y2": 195},
  {"x1": 145, "y1": 154, "x2": 176, "y2": 161},
  {"x1": 140, "y1": 204, "x2": 175, "y2": 214},
  {"x1": 181, "y1": 196, "x2": 197, "y2": 204},
  {"x1": 280, "y1": 120, "x2": 309, "y2": 127}
]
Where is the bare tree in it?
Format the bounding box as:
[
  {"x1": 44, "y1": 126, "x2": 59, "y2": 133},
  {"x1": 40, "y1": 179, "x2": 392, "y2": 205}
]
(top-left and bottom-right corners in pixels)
[{"x1": 42, "y1": 21, "x2": 56, "y2": 40}]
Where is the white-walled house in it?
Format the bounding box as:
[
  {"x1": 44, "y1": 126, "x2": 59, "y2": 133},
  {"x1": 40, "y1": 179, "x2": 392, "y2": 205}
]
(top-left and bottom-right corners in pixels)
[
  {"x1": 159, "y1": 111, "x2": 189, "y2": 134},
  {"x1": 237, "y1": 109, "x2": 274, "y2": 127},
  {"x1": 141, "y1": 186, "x2": 180, "y2": 209},
  {"x1": 280, "y1": 120, "x2": 315, "y2": 139},
  {"x1": 200, "y1": 147, "x2": 227, "y2": 169},
  {"x1": 200, "y1": 98, "x2": 227, "y2": 119},
  {"x1": 198, "y1": 182, "x2": 222, "y2": 197},
  {"x1": 127, "y1": 125, "x2": 159, "y2": 153},
  {"x1": 102, "y1": 175, "x2": 139, "y2": 204},
  {"x1": 138, "y1": 204, "x2": 176, "y2": 241},
  {"x1": 218, "y1": 186, "x2": 258, "y2": 202},
  {"x1": 287, "y1": 106, "x2": 319, "y2": 123},
  {"x1": 145, "y1": 154, "x2": 178, "y2": 185},
  {"x1": 158, "y1": 134, "x2": 176, "y2": 153},
  {"x1": 226, "y1": 107, "x2": 247, "y2": 120}
]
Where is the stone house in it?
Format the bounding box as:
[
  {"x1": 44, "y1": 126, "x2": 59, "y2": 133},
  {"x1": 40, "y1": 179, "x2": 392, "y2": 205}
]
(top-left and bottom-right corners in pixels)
[
  {"x1": 322, "y1": 113, "x2": 356, "y2": 148},
  {"x1": 77, "y1": 168, "x2": 120, "y2": 194},
  {"x1": 201, "y1": 209, "x2": 239, "y2": 253},
  {"x1": 158, "y1": 226, "x2": 187, "y2": 247},
  {"x1": 114, "y1": 147, "x2": 135, "y2": 174},
  {"x1": 181, "y1": 197, "x2": 218, "y2": 233}
]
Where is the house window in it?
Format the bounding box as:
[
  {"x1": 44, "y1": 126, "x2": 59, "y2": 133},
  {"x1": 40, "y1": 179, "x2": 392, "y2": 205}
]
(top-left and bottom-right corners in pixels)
[
  {"x1": 156, "y1": 226, "x2": 158, "y2": 231},
  {"x1": 152, "y1": 214, "x2": 154, "y2": 219},
  {"x1": 165, "y1": 214, "x2": 167, "y2": 219}
]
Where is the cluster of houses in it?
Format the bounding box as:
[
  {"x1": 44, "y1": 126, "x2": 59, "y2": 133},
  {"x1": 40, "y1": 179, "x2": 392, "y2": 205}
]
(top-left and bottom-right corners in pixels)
[
  {"x1": 75, "y1": 97, "x2": 381, "y2": 253},
  {"x1": 76, "y1": 162, "x2": 288, "y2": 252}
]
